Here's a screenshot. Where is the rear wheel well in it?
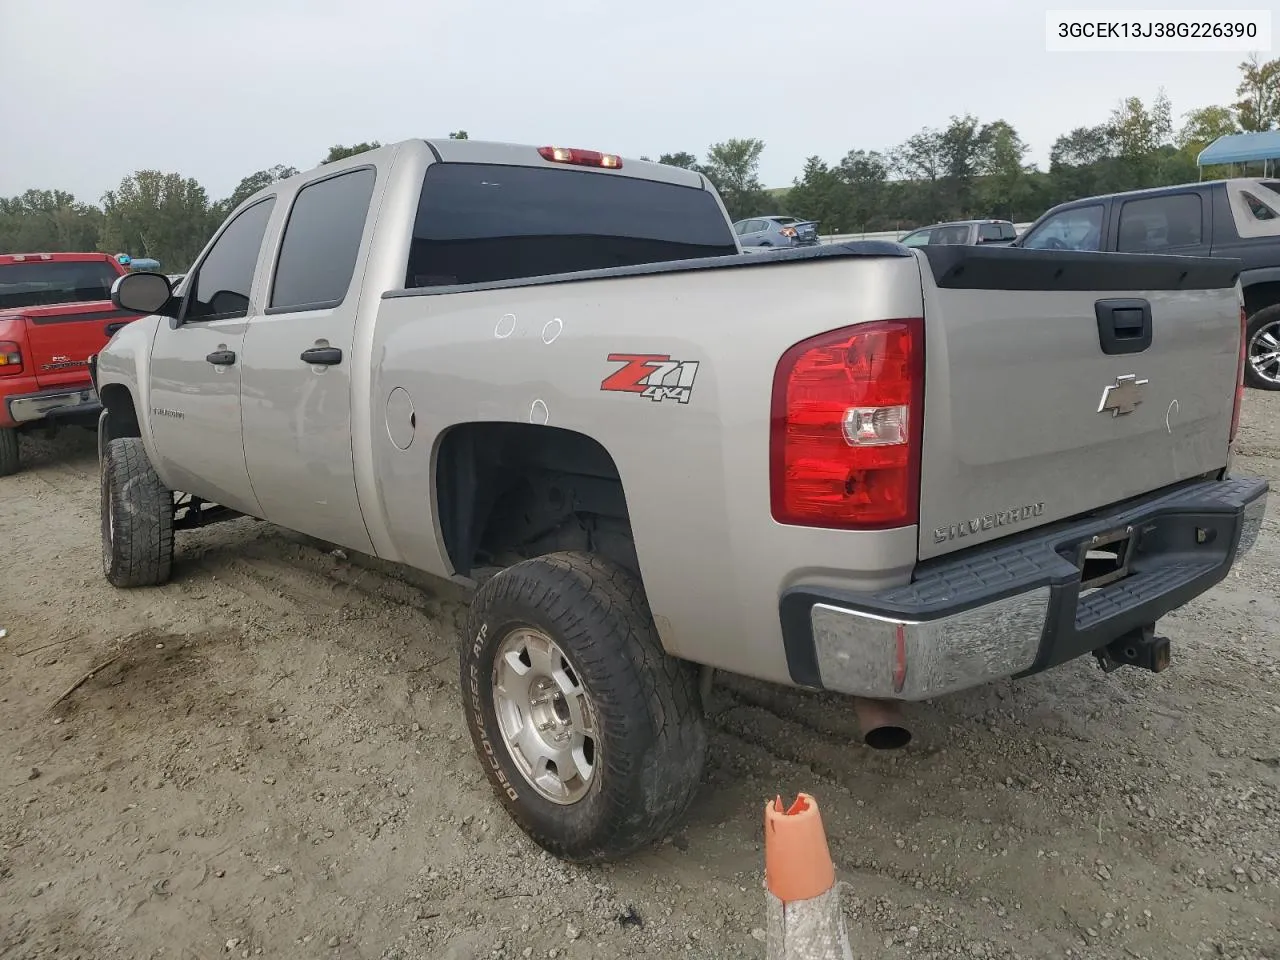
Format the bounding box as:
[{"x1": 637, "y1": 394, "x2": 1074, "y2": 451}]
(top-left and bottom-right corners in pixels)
[
  {"x1": 99, "y1": 384, "x2": 141, "y2": 443},
  {"x1": 1244, "y1": 281, "x2": 1280, "y2": 319},
  {"x1": 435, "y1": 423, "x2": 637, "y2": 579}
]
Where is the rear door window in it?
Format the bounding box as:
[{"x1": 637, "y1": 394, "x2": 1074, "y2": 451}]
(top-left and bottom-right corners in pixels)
[
  {"x1": 1021, "y1": 205, "x2": 1104, "y2": 251},
  {"x1": 1116, "y1": 193, "x2": 1203, "y2": 252},
  {"x1": 933, "y1": 224, "x2": 971, "y2": 245},
  {"x1": 270, "y1": 167, "x2": 377, "y2": 312},
  {"x1": 184, "y1": 198, "x2": 276, "y2": 322},
  {"x1": 900, "y1": 229, "x2": 932, "y2": 247},
  {"x1": 406, "y1": 163, "x2": 737, "y2": 287}
]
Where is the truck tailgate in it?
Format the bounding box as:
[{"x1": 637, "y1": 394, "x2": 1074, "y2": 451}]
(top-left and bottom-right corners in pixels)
[
  {"x1": 916, "y1": 246, "x2": 1243, "y2": 561},
  {"x1": 21, "y1": 304, "x2": 136, "y2": 390}
]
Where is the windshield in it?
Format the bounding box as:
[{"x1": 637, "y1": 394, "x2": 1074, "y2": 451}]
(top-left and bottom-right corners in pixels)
[{"x1": 0, "y1": 260, "x2": 119, "y2": 311}]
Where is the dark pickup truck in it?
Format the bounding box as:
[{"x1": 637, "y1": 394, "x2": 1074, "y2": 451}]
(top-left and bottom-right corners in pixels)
[
  {"x1": 1016, "y1": 178, "x2": 1280, "y2": 390},
  {"x1": 0, "y1": 252, "x2": 141, "y2": 475}
]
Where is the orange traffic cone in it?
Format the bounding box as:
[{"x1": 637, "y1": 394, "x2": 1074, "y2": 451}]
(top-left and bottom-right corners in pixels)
[{"x1": 764, "y1": 793, "x2": 854, "y2": 960}]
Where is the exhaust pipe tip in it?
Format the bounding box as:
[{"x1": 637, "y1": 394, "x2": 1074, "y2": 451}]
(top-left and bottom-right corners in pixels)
[
  {"x1": 853, "y1": 697, "x2": 912, "y2": 751},
  {"x1": 862, "y1": 725, "x2": 912, "y2": 751}
]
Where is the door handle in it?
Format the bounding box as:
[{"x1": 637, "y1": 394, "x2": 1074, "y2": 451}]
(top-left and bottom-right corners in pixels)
[
  {"x1": 105, "y1": 321, "x2": 128, "y2": 337},
  {"x1": 206, "y1": 349, "x2": 236, "y2": 365},
  {"x1": 300, "y1": 346, "x2": 343, "y2": 366},
  {"x1": 1095, "y1": 298, "x2": 1152, "y2": 356}
]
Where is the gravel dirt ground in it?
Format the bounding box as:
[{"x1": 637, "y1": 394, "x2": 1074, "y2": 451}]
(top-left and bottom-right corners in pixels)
[{"x1": 2, "y1": 395, "x2": 1279, "y2": 960}]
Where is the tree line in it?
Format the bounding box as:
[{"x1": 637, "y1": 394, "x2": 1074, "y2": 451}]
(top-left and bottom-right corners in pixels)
[{"x1": 2, "y1": 57, "x2": 1277, "y2": 269}]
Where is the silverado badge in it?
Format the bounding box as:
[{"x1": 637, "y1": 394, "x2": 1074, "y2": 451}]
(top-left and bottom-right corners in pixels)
[{"x1": 1098, "y1": 374, "x2": 1148, "y2": 417}]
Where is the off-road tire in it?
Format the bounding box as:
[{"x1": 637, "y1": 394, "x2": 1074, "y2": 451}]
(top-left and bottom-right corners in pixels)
[
  {"x1": 101, "y1": 437, "x2": 173, "y2": 587},
  {"x1": 1245, "y1": 304, "x2": 1280, "y2": 391},
  {"x1": 460, "y1": 551, "x2": 707, "y2": 862},
  {"x1": 0, "y1": 427, "x2": 18, "y2": 477}
]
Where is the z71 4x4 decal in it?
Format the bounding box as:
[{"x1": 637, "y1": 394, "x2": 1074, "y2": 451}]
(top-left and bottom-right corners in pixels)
[{"x1": 600, "y1": 353, "x2": 700, "y2": 404}]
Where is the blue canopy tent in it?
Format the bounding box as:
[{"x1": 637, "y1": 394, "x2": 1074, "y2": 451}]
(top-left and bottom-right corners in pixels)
[
  {"x1": 1196, "y1": 131, "x2": 1280, "y2": 178},
  {"x1": 115, "y1": 253, "x2": 162, "y2": 272}
]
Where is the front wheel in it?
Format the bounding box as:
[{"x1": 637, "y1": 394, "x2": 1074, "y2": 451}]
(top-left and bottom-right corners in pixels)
[
  {"x1": 101, "y1": 437, "x2": 174, "y2": 587},
  {"x1": 460, "y1": 551, "x2": 707, "y2": 862},
  {"x1": 1245, "y1": 304, "x2": 1280, "y2": 391},
  {"x1": 0, "y1": 427, "x2": 18, "y2": 477}
]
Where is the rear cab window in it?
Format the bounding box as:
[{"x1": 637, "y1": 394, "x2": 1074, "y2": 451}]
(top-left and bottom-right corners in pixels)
[
  {"x1": 0, "y1": 259, "x2": 119, "y2": 310},
  {"x1": 1243, "y1": 191, "x2": 1278, "y2": 221},
  {"x1": 405, "y1": 163, "x2": 738, "y2": 287},
  {"x1": 900, "y1": 229, "x2": 932, "y2": 247},
  {"x1": 1116, "y1": 193, "x2": 1203, "y2": 252},
  {"x1": 1020, "y1": 204, "x2": 1105, "y2": 251}
]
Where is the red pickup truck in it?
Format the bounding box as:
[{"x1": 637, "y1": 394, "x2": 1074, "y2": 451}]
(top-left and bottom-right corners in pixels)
[{"x1": 0, "y1": 252, "x2": 141, "y2": 475}]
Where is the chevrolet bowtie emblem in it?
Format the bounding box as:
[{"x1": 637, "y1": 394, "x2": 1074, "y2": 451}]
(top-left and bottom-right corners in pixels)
[{"x1": 1098, "y1": 374, "x2": 1149, "y2": 417}]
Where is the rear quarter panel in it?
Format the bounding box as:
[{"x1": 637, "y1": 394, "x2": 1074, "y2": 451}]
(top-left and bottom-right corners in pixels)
[{"x1": 367, "y1": 254, "x2": 926, "y2": 685}]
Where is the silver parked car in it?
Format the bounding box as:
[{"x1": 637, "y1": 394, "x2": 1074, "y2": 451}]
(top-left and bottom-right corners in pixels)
[
  {"x1": 733, "y1": 215, "x2": 820, "y2": 247},
  {"x1": 899, "y1": 219, "x2": 1017, "y2": 247}
]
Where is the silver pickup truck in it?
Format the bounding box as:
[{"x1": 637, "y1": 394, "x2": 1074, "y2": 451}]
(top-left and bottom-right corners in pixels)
[{"x1": 92, "y1": 138, "x2": 1267, "y2": 863}]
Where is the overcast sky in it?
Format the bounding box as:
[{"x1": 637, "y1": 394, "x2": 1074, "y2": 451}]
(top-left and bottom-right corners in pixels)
[{"x1": 0, "y1": 0, "x2": 1264, "y2": 203}]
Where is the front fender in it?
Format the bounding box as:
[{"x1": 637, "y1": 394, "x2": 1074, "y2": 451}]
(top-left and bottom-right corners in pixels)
[{"x1": 95, "y1": 315, "x2": 168, "y2": 479}]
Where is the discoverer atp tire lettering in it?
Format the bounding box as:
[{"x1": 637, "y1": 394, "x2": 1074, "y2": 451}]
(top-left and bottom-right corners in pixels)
[
  {"x1": 460, "y1": 551, "x2": 708, "y2": 863},
  {"x1": 101, "y1": 436, "x2": 174, "y2": 588}
]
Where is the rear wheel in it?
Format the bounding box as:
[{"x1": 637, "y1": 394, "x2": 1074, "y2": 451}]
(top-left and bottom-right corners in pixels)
[
  {"x1": 1245, "y1": 304, "x2": 1280, "y2": 391},
  {"x1": 460, "y1": 551, "x2": 707, "y2": 862},
  {"x1": 101, "y1": 437, "x2": 174, "y2": 587},
  {"x1": 0, "y1": 427, "x2": 18, "y2": 477}
]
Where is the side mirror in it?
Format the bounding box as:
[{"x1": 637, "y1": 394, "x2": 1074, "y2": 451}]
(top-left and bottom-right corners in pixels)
[{"x1": 112, "y1": 271, "x2": 177, "y2": 318}]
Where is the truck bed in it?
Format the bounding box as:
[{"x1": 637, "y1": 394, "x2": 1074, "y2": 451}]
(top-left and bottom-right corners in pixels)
[{"x1": 366, "y1": 240, "x2": 1244, "y2": 683}]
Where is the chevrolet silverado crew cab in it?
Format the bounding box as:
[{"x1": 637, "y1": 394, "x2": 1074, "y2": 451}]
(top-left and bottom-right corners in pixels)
[
  {"x1": 0, "y1": 252, "x2": 139, "y2": 475},
  {"x1": 93, "y1": 138, "x2": 1268, "y2": 863}
]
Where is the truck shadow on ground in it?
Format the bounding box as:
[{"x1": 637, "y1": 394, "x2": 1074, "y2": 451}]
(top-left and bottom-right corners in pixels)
[{"x1": 14, "y1": 424, "x2": 97, "y2": 471}]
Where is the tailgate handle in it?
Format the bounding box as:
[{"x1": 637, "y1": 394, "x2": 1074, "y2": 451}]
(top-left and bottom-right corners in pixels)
[{"x1": 1095, "y1": 298, "x2": 1152, "y2": 355}]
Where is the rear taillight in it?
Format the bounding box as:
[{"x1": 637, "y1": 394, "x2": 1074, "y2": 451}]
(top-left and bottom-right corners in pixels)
[
  {"x1": 538, "y1": 146, "x2": 623, "y2": 169},
  {"x1": 770, "y1": 319, "x2": 925, "y2": 529},
  {"x1": 0, "y1": 341, "x2": 22, "y2": 375},
  {"x1": 1230, "y1": 306, "x2": 1246, "y2": 443},
  {"x1": 780, "y1": 226, "x2": 798, "y2": 238}
]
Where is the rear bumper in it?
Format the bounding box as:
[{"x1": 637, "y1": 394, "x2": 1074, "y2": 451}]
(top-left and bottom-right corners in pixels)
[
  {"x1": 3, "y1": 385, "x2": 101, "y2": 426},
  {"x1": 779, "y1": 476, "x2": 1269, "y2": 701}
]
